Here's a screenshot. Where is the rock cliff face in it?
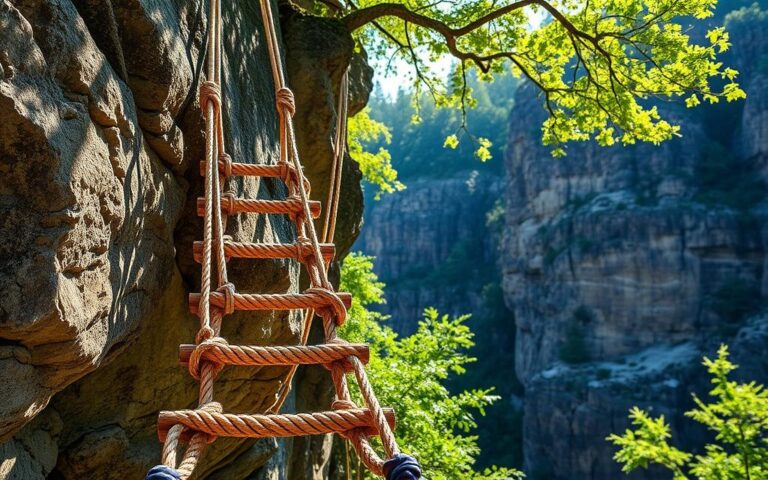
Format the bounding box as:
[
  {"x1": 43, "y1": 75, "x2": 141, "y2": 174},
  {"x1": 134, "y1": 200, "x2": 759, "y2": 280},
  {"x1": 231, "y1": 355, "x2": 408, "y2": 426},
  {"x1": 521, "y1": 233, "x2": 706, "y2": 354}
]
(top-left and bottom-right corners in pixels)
[
  {"x1": 503, "y1": 8, "x2": 768, "y2": 479},
  {"x1": 358, "y1": 173, "x2": 502, "y2": 333},
  {"x1": 0, "y1": 1, "x2": 365, "y2": 478}
]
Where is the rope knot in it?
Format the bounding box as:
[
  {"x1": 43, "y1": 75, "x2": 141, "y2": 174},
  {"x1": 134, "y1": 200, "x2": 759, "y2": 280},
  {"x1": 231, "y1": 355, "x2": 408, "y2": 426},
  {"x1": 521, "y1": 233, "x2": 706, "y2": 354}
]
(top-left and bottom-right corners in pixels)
[
  {"x1": 279, "y1": 163, "x2": 311, "y2": 196},
  {"x1": 218, "y1": 153, "x2": 233, "y2": 177},
  {"x1": 196, "y1": 325, "x2": 215, "y2": 343},
  {"x1": 305, "y1": 287, "x2": 347, "y2": 326},
  {"x1": 220, "y1": 191, "x2": 236, "y2": 215},
  {"x1": 324, "y1": 338, "x2": 356, "y2": 373},
  {"x1": 383, "y1": 454, "x2": 422, "y2": 480},
  {"x1": 216, "y1": 282, "x2": 236, "y2": 315},
  {"x1": 295, "y1": 236, "x2": 315, "y2": 263},
  {"x1": 276, "y1": 87, "x2": 296, "y2": 117},
  {"x1": 331, "y1": 398, "x2": 357, "y2": 411},
  {"x1": 145, "y1": 465, "x2": 181, "y2": 480},
  {"x1": 197, "y1": 402, "x2": 224, "y2": 444},
  {"x1": 189, "y1": 337, "x2": 229, "y2": 380},
  {"x1": 199, "y1": 81, "x2": 222, "y2": 111}
]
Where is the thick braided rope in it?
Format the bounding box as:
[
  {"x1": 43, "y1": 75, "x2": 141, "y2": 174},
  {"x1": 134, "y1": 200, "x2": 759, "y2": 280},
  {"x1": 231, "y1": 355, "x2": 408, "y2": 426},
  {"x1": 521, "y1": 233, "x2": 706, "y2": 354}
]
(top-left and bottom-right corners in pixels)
[
  {"x1": 195, "y1": 240, "x2": 328, "y2": 262},
  {"x1": 186, "y1": 337, "x2": 369, "y2": 378},
  {"x1": 271, "y1": 70, "x2": 350, "y2": 414},
  {"x1": 160, "y1": 407, "x2": 394, "y2": 439},
  {"x1": 158, "y1": 0, "x2": 231, "y2": 476},
  {"x1": 153, "y1": 0, "x2": 414, "y2": 477},
  {"x1": 256, "y1": 0, "x2": 403, "y2": 473}
]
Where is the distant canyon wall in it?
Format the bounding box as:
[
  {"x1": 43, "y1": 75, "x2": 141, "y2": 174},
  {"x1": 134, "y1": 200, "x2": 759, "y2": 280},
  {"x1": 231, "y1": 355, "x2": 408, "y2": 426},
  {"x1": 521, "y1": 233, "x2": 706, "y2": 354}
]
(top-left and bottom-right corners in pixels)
[{"x1": 503, "y1": 7, "x2": 768, "y2": 478}]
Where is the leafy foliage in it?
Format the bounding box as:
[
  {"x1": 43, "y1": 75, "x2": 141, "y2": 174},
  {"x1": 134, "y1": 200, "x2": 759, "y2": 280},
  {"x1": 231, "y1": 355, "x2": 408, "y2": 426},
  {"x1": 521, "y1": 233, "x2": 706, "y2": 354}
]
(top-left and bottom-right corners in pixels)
[
  {"x1": 608, "y1": 345, "x2": 768, "y2": 479},
  {"x1": 333, "y1": 0, "x2": 746, "y2": 154},
  {"x1": 365, "y1": 71, "x2": 516, "y2": 181},
  {"x1": 451, "y1": 282, "x2": 524, "y2": 469},
  {"x1": 348, "y1": 108, "x2": 405, "y2": 198},
  {"x1": 339, "y1": 253, "x2": 522, "y2": 479}
]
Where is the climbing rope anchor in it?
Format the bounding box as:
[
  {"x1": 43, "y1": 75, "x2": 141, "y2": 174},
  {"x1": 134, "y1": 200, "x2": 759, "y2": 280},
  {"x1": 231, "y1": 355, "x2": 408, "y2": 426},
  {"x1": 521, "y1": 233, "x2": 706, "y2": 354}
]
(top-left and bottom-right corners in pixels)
[{"x1": 146, "y1": 0, "x2": 422, "y2": 478}]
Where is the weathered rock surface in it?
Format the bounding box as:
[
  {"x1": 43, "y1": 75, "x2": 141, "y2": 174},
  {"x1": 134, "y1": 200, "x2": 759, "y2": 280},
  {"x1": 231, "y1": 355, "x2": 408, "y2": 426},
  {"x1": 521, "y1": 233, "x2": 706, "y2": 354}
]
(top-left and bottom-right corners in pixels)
[
  {"x1": 0, "y1": 0, "x2": 365, "y2": 478},
  {"x1": 358, "y1": 173, "x2": 502, "y2": 333},
  {"x1": 503, "y1": 10, "x2": 768, "y2": 479}
]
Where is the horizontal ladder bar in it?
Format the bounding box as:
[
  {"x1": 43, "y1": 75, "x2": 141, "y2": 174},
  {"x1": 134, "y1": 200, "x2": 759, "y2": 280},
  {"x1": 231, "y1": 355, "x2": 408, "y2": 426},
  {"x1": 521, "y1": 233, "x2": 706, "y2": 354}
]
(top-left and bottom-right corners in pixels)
[
  {"x1": 188, "y1": 292, "x2": 352, "y2": 314},
  {"x1": 178, "y1": 342, "x2": 370, "y2": 366},
  {"x1": 196, "y1": 197, "x2": 321, "y2": 218},
  {"x1": 200, "y1": 161, "x2": 296, "y2": 178},
  {"x1": 158, "y1": 408, "x2": 396, "y2": 442},
  {"x1": 192, "y1": 241, "x2": 335, "y2": 263}
]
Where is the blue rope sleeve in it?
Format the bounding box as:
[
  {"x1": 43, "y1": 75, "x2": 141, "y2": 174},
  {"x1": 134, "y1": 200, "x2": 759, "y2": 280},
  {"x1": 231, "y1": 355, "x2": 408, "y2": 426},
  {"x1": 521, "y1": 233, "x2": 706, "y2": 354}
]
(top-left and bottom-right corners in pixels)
[
  {"x1": 145, "y1": 465, "x2": 181, "y2": 480},
  {"x1": 383, "y1": 454, "x2": 422, "y2": 480}
]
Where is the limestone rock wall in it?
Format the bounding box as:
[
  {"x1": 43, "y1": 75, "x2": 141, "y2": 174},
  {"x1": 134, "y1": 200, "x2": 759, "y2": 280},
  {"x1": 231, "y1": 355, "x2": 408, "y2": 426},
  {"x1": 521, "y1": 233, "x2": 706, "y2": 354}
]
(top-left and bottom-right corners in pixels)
[
  {"x1": 502, "y1": 9, "x2": 768, "y2": 479},
  {"x1": 0, "y1": 0, "x2": 366, "y2": 478},
  {"x1": 358, "y1": 173, "x2": 502, "y2": 333}
]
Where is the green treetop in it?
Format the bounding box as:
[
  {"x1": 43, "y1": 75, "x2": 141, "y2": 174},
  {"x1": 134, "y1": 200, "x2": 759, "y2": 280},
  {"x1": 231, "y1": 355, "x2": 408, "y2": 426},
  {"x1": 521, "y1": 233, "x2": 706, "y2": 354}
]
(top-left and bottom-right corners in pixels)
[
  {"x1": 314, "y1": 0, "x2": 746, "y2": 156},
  {"x1": 609, "y1": 345, "x2": 768, "y2": 480}
]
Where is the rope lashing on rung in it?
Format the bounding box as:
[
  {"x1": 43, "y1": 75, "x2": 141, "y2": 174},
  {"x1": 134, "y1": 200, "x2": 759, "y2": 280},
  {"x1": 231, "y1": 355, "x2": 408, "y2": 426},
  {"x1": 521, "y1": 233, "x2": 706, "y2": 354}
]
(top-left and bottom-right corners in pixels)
[{"x1": 150, "y1": 0, "x2": 423, "y2": 476}]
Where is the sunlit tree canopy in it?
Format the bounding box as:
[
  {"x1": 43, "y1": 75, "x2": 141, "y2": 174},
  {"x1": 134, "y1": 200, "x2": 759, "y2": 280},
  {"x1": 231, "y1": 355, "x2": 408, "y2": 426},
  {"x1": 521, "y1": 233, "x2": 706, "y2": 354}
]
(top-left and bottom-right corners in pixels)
[{"x1": 312, "y1": 0, "x2": 747, "y2": 155}]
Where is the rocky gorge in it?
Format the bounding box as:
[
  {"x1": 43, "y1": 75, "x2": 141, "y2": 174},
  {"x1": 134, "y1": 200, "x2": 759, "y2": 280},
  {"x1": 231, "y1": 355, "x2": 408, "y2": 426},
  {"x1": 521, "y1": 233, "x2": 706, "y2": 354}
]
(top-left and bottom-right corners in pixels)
[
  {"x1": 360, "y1": 2, "x2": 768, "y2": 479},
  {"x1": 2, "y1": 0, "x2": 768, "y2": 478}
]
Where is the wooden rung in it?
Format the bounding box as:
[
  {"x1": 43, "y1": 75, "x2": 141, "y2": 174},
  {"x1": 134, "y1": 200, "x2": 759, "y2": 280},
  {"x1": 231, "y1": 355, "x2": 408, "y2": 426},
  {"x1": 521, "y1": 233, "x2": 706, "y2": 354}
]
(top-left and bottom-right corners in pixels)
[
  {"x1": 158, "y1": 408, "x2": 396, "y2": 442},
  {"x1": 192, "y1": 241, "x2": 335, "y2": 263},
  {"x1": 188, "y1": 292, "x2": 352, "y2": 315},
  {"x1": 196, "y1": 197, "x2": 321, "y2": 218},
  {"x1": 200, "y1": 161, "x2": 294, "y2": 178},
  {"x1": 178, "y1": 342, "x2": 370, "y2": 366}
]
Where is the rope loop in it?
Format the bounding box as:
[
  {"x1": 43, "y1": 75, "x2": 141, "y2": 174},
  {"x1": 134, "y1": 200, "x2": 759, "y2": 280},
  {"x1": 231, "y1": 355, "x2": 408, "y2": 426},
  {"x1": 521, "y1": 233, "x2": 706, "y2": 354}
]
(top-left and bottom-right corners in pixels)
[
  {"x1": 331, "y1": 398, "x2": 357, "y2": 411},
  {"x1": 218, "y1": 153, "x2": 233, "y2": 177},
  {"x1": 323, "y1": 338, "x2": 355, "y2": 372},
  {"x1": 220, "y1": 191, "x2": 235, "y2": 214},
  {"x1": 276, "y1": 87, "x2": 296, "y2": 117},
  {"x1": 196, "y1": 325, "x2": 215, "y2": 343},
  {"x1": 199, "y1": 81, "x2": 222, "y2": 112},
  {"x1": 279, "y1": 163, "x2": 312, "y2": 195},
  {"x1": 189, "y1": 337, "x2": 229, "y2": 380},
  {"x1": 295, "y1": 236, "x2": 315, "y2": 263},
  {"x1": 197, "y1": 402, "x2": 224, "y2": 444},
  {"x1": 306, "y1": 287, "x2": 347, "y2": 326},
  {"x1": 216, "y1": 282, "x2": 236, "y2": 315}
]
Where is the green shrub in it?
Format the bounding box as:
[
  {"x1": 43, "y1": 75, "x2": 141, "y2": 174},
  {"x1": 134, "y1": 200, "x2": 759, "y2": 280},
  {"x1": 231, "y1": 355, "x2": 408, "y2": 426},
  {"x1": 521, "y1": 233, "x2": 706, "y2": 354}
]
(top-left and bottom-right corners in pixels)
[
  {"x1": 608, "y1": 345, "x2": 768, "y2": 479},
  {"x1": 340, "y1": 253, "x2": 522, "y2": 479}
]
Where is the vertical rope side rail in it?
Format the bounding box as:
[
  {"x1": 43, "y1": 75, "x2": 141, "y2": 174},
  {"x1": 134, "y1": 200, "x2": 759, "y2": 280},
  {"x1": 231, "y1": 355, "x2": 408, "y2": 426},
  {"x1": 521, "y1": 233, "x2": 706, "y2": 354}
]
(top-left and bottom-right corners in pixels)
[
  {"x1": 256, "y1": 0, "x2": 421, "y2": 477},
  {"x1": 147, "y1": 0, "x2": 423, "y2": 478},
  {"x1": 149, "y1": 0, "x2": 231, "y2": 477},
  {"x1": 269, "y1": 69, "x2": 350, "y2": 415}
]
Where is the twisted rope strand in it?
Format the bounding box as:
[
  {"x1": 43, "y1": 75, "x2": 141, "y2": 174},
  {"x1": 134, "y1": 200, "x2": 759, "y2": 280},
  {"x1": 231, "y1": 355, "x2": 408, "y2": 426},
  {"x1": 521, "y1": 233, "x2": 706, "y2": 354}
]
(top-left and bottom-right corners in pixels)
[{"x1": 153, "y1": 0, "x2": 418, "y2": 477}]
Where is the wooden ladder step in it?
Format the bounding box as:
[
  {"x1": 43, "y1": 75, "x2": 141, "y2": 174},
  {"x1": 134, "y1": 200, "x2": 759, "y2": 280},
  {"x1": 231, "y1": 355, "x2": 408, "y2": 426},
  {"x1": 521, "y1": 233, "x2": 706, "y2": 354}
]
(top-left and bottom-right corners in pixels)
[
  {"x1": 158, "y1": 408, "x2": 396, "y2": 442},
  {"x1": 193, "y1": 241, "x2": 335, "y2": 263},
  {"x1": 200, "y1": 161, "x2": 296, "y2": 179},
  {"x1": 188, "y1": 291, "x2": 352, "y2": 315},
  {"x1": 197, "y1": 197, "x2": 321, "y2": 218},
  {"x1": 178, "y1": 342, "x2": 370, "y2": 366}
]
